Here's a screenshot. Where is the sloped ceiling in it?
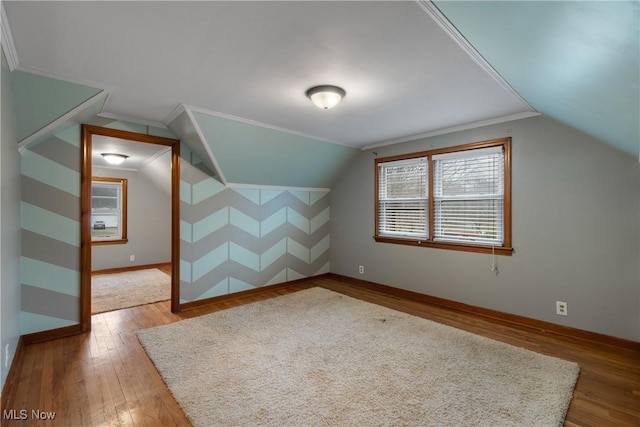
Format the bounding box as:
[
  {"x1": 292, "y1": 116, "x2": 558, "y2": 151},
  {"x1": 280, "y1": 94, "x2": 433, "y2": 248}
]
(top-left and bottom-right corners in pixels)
[
  {"x1": 91, "y1": 135, "x2": 171, "y2": 171},
  {"x1": 188, "y1": 109, "x2": 358, "y2": 188},
  {"x1": 434, "y1": 0, "x2": 640, "y2": 158},
  {"x1": 3, "y1": 1, "x2": 535, "y2": 147},
  {"x1": 3, "y1": 0, "x2": 638, "y2": 190}
]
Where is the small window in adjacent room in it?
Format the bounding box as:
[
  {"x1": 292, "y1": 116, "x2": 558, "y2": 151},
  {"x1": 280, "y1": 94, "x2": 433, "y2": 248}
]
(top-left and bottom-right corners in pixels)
[
  {"x1": 374, "y1": 138, "x2": 512, "y2": 255},
  {"x1": 91, "y1": 177, "x2": 128, "y2": 244}
]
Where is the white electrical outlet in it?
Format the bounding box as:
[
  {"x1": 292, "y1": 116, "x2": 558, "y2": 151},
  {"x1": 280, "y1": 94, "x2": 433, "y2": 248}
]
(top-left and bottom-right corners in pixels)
[
  {"x1": 130, "y1": 255, "x2": 135, "y2": 262},
  {"x1": 556, "y1": 301, "x2": 568, "y2": 316},
  {"x1": 358, "y1": 265, "x2": 364, "y2": 274}
]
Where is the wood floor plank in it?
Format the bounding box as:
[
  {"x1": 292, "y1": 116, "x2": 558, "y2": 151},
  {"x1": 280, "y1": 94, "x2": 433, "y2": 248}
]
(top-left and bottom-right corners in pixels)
[
  {"x1": 2, "y1": 276, "x2": 638, "y2": 426},
  {"x1": 92, "y1": 323, "x2": 121, "y2": 425}
]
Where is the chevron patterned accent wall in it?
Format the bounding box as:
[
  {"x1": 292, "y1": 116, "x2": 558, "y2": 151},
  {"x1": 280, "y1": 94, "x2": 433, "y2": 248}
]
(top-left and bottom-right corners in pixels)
[
  {"x1": 180, "y1": 147, "x2": 330, "y2": 302},
  {"x1": 20, "y1": 126, "x2": 82, "y2": 334},
  {"x1": 19, "y1": 125, "x2": 332, "y2": 334}
]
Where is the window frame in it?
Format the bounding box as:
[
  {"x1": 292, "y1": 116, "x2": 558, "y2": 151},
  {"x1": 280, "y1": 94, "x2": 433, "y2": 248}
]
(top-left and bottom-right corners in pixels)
[
  {"x1": 91, "y1": 176, "x2": 128, "y2": 245},
  {"x1": 374, "y1": 138, "x2": 512, "y2": 256},
  {"x1": 377, "y1": 156, "x2": 429, "y2": 239}
]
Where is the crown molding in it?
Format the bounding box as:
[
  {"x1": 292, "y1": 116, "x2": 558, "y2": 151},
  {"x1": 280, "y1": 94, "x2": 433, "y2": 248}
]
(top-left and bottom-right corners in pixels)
[
  {"x1": 15, "y1": 64, "x2": 112, "y2": 91},
  {"x1": 362, "y1": 111, "x2": 541, "y2": 151},
  {"x1": 417, "y1": 0, "x2": 535, "y2": 112},
  {"x1": 182, "y1": 104, "x2": 357, "y2": 148},
  {"x1": 1, "y1": 4, "x2": 19, "y2": 70},
  {"x1": 140, "y1": 146, "x2": 172, "y2": 168},
  {"x1": 163, "y1": 103, "x2": 188, "y2": 126},
  {"x1": 15, "y1": 63, "x2": 118, "y2": 122},
  {"x1": 97, "y1": 112, "x2": 169, "y2": 130},
  {"x1": 92, "y1": 165, "x2": 140, "y2": 173},
  {"x1": 185, "y1": 108, "x2": 228, "y2": 186}
]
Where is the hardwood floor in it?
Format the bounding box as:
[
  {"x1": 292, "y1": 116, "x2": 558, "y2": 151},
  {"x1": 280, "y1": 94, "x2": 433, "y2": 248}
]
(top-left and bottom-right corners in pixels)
[{"x1": 2, "y1": 275, "x2": 639, "y2": 426}]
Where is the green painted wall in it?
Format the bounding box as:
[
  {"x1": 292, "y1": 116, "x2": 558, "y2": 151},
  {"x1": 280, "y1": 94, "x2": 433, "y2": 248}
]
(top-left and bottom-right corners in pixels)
[
  {"x1": 191, "y1": 112, "x2": 358, "y2": 188},
  {"x1": 1, "y1": 49, "x2": 22, "y2": 389},
  {"x1": 434, "y1": 0, "x2": 640, "y2": 157},
  {"x1": 12, "y1": 70, "x2": 102, "y2": 142}
]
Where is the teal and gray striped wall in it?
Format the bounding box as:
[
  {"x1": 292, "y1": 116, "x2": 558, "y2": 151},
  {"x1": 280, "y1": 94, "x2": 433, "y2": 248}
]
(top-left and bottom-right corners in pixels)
[
  {"x1": 179, "y1": 146, "x2": 330, "y2": 302},
  {"x1": 20, "y1": 125, "x2": 331, "y2": 334},
  {"x1": 20, "y1": 126, "x2": 81, "y2": 334}
]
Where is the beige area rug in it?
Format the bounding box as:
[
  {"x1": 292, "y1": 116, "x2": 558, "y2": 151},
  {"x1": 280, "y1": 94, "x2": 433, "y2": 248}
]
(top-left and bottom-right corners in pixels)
[
  {"x1": 137, "y1": 287, "x2": 580, "y2": 427},
  {"x1": 92, "y1": 268, "x2": 170, "y2": 314}
]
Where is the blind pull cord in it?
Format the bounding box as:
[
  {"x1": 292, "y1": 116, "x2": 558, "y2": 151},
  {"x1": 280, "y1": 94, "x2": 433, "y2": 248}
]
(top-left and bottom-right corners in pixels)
[{"x1": 491, "y1": 245, "x2": 498, "y2": 275}]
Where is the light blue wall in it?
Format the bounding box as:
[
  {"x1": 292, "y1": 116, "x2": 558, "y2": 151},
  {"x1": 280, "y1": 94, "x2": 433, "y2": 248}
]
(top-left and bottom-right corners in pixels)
[
  {"x1": 434, "y1": 0, "x2": 640, "y2": 158},
  {"x1": 1, "y1": 50, "x2": 22, "y2": 388},
  {"x1": 191, "y1": 111, "x2": 358, "y2": 188},
  {"x1": 330, "y1": 115, "x2": 640, "y2": 341},
  {"x1": 12, "y1": 69, "x2": 102, "y2": 143}
]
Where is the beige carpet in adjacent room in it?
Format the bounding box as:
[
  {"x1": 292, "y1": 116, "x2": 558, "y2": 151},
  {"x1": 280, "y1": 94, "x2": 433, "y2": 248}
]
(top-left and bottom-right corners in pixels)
[
  {"x1": 138, "y1": 287, "x2": 579, "y2": 427},
  {"x1": 92, "y1": 268, "x2": 170, "y2": 314}
]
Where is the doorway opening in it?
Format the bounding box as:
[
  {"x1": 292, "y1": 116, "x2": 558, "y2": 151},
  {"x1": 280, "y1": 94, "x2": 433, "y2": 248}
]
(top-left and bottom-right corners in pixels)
[{"x1": 80, "y1": 125, "x2": 180, "y2": 332}]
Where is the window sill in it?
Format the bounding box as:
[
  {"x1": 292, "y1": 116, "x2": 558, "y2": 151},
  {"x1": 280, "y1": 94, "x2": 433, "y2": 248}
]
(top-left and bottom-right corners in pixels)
[
  {"x1": 373, "y1": 235, "x2": 513, "y2": 256},
  {"x1": 92, "y1": 239, "x2": 128, "y2": 246}
]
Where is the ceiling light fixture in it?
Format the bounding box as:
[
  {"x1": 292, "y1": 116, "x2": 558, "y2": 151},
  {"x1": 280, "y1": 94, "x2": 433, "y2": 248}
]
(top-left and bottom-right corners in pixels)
[
  {"x1": 306, "y1": 85, "x2": 346, "y2": 110},
  {"x1": 101, "y1": 153, "x2": 129, "y2": 165}
]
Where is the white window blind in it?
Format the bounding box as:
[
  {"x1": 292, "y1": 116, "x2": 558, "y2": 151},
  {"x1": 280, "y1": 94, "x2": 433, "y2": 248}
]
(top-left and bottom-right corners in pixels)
[
  {"x1": 433, "y1": 147, "x2": 504, "y2": 245},
  {"x1": 378, "y1": 157, "x2": 428, "y2": 238},
  {"x1": 91, "y1": 180, "x2": 124, "y2": 241}
]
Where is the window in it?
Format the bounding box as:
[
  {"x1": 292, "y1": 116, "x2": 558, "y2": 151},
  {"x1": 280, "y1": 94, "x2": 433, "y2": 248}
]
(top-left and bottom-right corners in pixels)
[
  {"x1": 91, "y1": 177, "x2": 128, "y2": 244},
  {"x1": 375, "y1": 138, "x2": 512, "y2": 255},
  {"x1": 378, "y1": 157, "x2": 428, "y2": 238}
]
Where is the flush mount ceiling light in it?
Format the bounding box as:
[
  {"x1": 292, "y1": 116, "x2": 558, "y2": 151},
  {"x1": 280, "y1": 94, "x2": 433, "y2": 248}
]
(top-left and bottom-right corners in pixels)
[
  {"x1": 101, "y1": 153, "x2": 129, "y2": 165},
  {"x1": 306, "y1": 85, "x2": 346, "y2": 110}
]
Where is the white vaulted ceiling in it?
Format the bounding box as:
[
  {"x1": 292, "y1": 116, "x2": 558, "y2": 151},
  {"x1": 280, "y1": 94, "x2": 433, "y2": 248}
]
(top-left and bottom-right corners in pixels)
[
  {"x1": 4, "y1": 0, "x2": 638, "y2": 189},
  {"x1": 3, "y1": 1, "x2": 535, "y2": 149},
  {"x1": 92, "y1": 135, "x2": 170, "y2": 172}
]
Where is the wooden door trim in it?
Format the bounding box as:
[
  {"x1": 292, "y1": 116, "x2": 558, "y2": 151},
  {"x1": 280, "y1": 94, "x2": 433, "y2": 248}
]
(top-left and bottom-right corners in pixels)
[{"x1": 80, "y1": 125, "x2": 181, "y2": 332}]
